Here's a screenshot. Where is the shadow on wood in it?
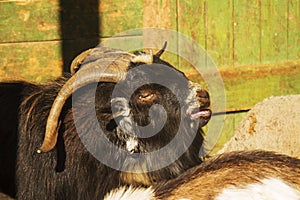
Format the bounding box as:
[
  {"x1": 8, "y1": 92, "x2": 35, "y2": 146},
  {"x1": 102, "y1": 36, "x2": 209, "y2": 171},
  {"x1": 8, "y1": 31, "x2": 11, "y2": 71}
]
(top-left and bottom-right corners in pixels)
[{"x1": 60, "y1": 0, "x2": 100, "y2": 73}]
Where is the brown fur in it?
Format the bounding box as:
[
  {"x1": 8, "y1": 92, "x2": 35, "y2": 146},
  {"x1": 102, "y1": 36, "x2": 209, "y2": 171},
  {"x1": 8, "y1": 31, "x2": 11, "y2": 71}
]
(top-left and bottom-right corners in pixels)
[{"x1": 154, "y1": 151, "x2": 300, "y2": 199}]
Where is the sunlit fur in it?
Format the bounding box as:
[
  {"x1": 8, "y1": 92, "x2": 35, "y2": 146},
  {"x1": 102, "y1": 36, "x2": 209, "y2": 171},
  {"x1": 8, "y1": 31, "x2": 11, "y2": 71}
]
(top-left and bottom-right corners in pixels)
[
  {"x1": 104, "y1": 186, "x2": 154, "y2": 200},
  {"x1": 14, "y1": 53, "x2": 209, "y2": 199},
  {"x1": 104, "y1": 151, "x2": 300, "y2": 200}
]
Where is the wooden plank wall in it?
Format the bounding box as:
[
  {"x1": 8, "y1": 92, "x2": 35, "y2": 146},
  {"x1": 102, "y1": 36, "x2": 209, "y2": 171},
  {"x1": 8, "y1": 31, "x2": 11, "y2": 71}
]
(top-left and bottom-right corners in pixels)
[
  {"x1": 0, "y1": 0, "x2": 299, "y2": 152},
  {"x1": 142, "y1": 0, "x2": 300, "y2": 153}
]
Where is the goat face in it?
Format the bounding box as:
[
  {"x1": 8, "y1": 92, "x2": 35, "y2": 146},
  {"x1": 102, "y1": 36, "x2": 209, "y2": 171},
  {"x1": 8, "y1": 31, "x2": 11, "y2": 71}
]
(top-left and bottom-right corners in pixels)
[
  {"x1": 101, "y1": 61, "x2": 210, "y2": 185},
  {"x1": 70, "y1": 50, "x2": 211, "y2": 185},
  {"x1": 109, "y1": 62, "x2": 211, "y2": 154}
]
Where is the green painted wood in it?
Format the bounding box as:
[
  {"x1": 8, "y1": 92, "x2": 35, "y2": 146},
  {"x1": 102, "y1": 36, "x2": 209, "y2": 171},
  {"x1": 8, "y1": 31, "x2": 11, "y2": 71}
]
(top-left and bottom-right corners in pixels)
[
  {"x1": 188, "y1": 60, "x2": 300, "y2": 112},
  {"x1": 0, "y1": 41, "x2": 62, "y2": 82},
  {"x1": 177, "y1": 0, "x2": 206, "y2": 47},
  {"x1": 0, "y1": 36, "x2": 144, "y2": 82},
  {"x1": 261, "y1": 0, "x2": 288, "y2": 62},
  {"x1": 233, "y1": 0, "x2": 261, "y2": 65},
  {"x1": 177, "y1": 0, "x2": 206, "y2": 73},
  {"x1": 287, "y1": 0, "x2": 300, "y2": 60},
  {"x1": 0, "y1": 1, "x2": 60, "y2": 42},
  {"x1": 206, "y1": 0, "x2": 234, "y2": 67},
  {"x1": 142, "y1": 0, "x2": 179, "y2": 69},
  {"x1": 177, "y1": 0, "x2": 298, "y2": 68},
  {"x1": 0, "y1": 0, "x2": 143, "y2": 43},
  {"x1": 99, "y1": 0, "x2": 143, "y2": 37}
]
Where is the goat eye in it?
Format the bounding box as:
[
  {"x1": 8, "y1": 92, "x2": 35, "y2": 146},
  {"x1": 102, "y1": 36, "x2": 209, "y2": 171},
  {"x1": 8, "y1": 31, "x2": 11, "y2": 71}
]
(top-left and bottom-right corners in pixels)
[{"x1": 138, "y1": 93, "x2": 155, "y2": 102}]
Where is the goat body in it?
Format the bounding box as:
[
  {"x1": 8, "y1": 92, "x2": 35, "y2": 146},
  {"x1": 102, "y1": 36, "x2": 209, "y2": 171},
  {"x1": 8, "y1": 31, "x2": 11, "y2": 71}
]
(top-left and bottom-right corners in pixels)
[{"x1": 105, "y1": 151, "x2": 300, "y2": 200}]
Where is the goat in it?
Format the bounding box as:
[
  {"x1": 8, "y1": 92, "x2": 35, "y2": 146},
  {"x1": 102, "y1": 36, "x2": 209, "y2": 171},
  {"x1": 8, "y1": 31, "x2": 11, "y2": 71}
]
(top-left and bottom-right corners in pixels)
[
  {"x1": 7, "y1": 44, "x2": 212, "y2": 199},
  {"x1": 105, "y1": 150, "x2": 300, "y2": 200}
]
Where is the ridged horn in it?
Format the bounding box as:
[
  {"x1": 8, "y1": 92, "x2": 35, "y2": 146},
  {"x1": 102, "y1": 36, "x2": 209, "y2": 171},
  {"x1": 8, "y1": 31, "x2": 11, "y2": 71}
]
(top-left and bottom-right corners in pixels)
[
  {"x1": 155, "y1": 41, "x2": 167, "y2": 58},
  {"x1": 37, "y1": 47, "x2": 135, "y2": 153},
  {"x1": 70, "y1": 49, "x2": 93, "y2": 75}
]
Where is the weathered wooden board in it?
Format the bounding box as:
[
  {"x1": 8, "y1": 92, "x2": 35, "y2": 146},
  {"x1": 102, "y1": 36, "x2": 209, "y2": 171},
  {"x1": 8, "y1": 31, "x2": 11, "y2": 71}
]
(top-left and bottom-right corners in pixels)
[
  {"x1": 287, "y1": 0, "x2": 300, "y2": 60},
  {"x1": 0, "y1": 1, "x2": 61, "y2": 42},
  {"x1": 188, "y1": 59, "x2": 300, "y2": 112},
  {"x1": 0, "y1": 36, "x2": 144, "y2": 82},
  {"x1": 177, "y1": 0, "x2": 206, "y2": 58},
  {"x1": 234, "y1": 0, "x2": 261, "y2": 65},
  {"x1": 177, "y1": 0, "x2": 299, "y2": 67},
  {"x1": 176, "y1": 0, "x2": 205, "y2": 74},
  {"x1": 142, "y1": 0, "x2": 179, "y2": 68},
  {"x1": 206, "y1": 0, "x2": 234, "y2": 67},
  {"x1": 0, "y1": 0, "x2": 143, "y2": 43},
  {"x1": 142, "y1": 0, "x2": 177, "y2": 29},
  {"x1": 261, "y1": 0, "x2": 288, "y2": 62},
  {"x1": 0, "y1": 41, "x2": 62, "y2": 82},
  {"x1": 99, "y1": 0, "x2": 143, "y2": 37}
]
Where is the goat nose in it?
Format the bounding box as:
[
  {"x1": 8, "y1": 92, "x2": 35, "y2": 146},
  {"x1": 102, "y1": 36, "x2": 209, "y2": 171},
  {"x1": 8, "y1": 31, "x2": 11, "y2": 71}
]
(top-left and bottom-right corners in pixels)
[
  {"x1": 197, "y1": 89, "x2": 209, "y2": 98},
  {"x1": 196, "y1": 89, "x2": 210, "y2": 108}
]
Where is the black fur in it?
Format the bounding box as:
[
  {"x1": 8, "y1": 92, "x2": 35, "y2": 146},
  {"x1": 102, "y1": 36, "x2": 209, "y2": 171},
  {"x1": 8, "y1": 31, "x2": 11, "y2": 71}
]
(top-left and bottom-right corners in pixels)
[
  {"x1": 0, "y1": 81, "x2": 36, "y2": 198},
  {"x1": 3, "y1": 54, "x2": 208, "y2": 199}
]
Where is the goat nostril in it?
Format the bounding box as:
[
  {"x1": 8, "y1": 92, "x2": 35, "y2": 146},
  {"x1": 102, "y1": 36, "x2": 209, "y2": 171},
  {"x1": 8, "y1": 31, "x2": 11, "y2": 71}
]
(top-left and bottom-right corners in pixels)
[
  {"x1": 196, "y1": 90, "x2": 210, "y2": 108},
  {"x1": 196, "y1": 90, "x2": 209, "y2": 99}
]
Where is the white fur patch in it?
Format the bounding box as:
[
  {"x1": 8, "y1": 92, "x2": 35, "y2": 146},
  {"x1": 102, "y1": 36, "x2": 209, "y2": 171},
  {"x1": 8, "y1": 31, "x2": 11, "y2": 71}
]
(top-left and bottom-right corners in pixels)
[
  {"x1": 216, "y1": 178, "x2": 300, "y2": 200},
  {"x1": 131, "y1": 51, "x2": 153, "y2": 64},
  {"x1": 185, "y1": 81, "x2": 203, "y2": 116},
  {"x1": 104, "y1": 186, "x2": 154, "y2": 200},
  {"x1": 126, "y1": 137, "x2": 138, "y2": 153}
]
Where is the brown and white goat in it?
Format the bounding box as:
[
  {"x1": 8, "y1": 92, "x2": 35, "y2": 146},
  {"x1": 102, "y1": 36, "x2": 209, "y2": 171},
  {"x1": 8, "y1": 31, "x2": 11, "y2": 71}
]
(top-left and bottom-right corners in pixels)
[{"x1": 105, "y1": 151, "x2": 300, "y2": 200}]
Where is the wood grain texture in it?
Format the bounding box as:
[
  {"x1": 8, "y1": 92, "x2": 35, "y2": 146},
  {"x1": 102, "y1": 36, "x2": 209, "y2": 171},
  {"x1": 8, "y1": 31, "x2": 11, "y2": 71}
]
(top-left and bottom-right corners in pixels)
[
  {"x1": 142, "y1": 0, "x2": 177, "y2": 29},
  {"x1": 142, "y1": 0, "x2": 179, "y2": 69},
  {"x1": 99, "y1": 0, "x2": 143, "y2": 37},
  {"x1": 261, "y1": 0, "x2": 288, "y2": 62},
  {"x1": 233, "y1": 0, "x2": 261, "y2": 65},
  {"x1": 176, "y1": 0, "x2": 206, "y2": 73},
  {"x1": 0, "y1": 0, "x2": 143, "y2": 43},
  {"x1": 188, "y1": 59, "x2": 300, "y2": 112},
  {"x1": 0, "y1": 1, "x2": 61, "y2": 43},
  {"x1": 0, "y1": 41, "x2": 62, "y2": 82},
  {"x1": 206, "y1": 0, "x2": 234, "y2": 67},
  {"x1": 287, "y1": 0, "x2": 300, "y2": 60}
]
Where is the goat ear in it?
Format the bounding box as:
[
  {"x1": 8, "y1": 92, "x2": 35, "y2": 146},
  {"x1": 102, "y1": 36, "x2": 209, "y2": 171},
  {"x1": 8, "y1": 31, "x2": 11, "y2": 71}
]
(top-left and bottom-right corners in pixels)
[{"x1": 155, "y1": 42, "x2": 167, "y2": 58}]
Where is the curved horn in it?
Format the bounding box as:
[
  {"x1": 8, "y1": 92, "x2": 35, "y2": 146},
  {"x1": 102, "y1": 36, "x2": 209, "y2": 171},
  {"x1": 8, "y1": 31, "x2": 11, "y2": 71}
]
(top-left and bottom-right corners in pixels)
[
  {"x1": 155, "y1": 41, "x2": 167, "y2": 58},
  {"x1": 70, "y1": 49, "x2": 93, "y2": 75},
  {"x1": 37, "y1": 48, "x2": 135, "y2": 153}
]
